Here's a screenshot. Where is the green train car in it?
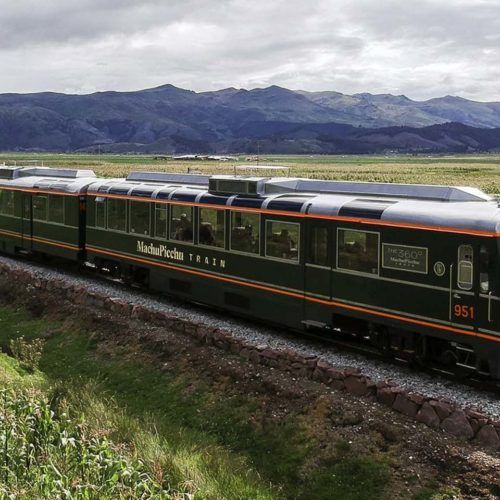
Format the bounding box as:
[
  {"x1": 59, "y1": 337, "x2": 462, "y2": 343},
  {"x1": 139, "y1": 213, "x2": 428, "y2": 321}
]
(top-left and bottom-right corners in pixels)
[
  {"x1": 1, "y1": 166, "x2": 499, "y2": 379},
  {"x1": 0, "y1": 166, "x2": 96, "y2": 260},
  {"x1": 84, "y1": 171, "x2": 500, "y2": 379}
]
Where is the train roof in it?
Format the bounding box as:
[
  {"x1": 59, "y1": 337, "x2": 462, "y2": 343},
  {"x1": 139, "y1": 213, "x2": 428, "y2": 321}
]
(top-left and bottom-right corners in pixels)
[
  {"x1": 0, "y1": 166, "x2": 97, "y2": 193},
  {"x1": 1, "y1": 166, "x2": 499, "y2": 233},
  {"x1": 86, "y1": 171, "x2": 500, "y2": 234}
]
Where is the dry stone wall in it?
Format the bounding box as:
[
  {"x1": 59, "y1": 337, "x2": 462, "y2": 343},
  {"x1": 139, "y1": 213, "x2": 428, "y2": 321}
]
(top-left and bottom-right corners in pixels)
[{"x1": 0, "y1": 261, "x2": 498, "y2": 451}]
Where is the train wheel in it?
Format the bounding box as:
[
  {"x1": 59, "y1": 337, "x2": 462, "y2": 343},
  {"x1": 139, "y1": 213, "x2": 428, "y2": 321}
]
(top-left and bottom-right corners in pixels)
[
  {"x1": 440, "y1": 348, "x2": 458, "y2": 368},
  {"x1": 414, "y1": 335, "x2": 428, "y2": 367},
  {"x1": 370, "y1": 325, "x2": 391, "y2": 355}
]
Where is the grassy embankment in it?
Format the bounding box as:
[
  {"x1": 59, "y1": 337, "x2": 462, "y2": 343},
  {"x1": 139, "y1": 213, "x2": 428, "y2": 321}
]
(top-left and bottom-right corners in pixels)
[
  {"x1": 2, "y1": 153, "x2": 500, "y2": 193},
  {"x1": 0, "y1": 304, "x2": 390, "y2": 499}
]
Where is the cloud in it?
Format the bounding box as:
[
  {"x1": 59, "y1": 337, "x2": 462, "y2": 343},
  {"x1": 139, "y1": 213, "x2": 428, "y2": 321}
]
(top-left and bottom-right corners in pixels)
[{"x1": 0, "y1": 0, "x2": 499, "y2": 101}]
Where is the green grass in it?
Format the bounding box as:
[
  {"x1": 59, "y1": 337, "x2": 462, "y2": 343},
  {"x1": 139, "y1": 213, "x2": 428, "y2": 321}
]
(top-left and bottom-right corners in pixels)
[
  {"x1": 0, "y1": 386, "x2": 171, "y2": 498},
  {"x1": 0, "y1": 351, "x2": 45, "y2": 390},
  {"x1": 412, "y1": 487, "x2": 462, "y2": 500},
  {"x1": 0, "y1": 304, "x2": 391, "y2": 499},
  {"x1": 2, "y1": 152, "x2": 500, "y2": 192}
]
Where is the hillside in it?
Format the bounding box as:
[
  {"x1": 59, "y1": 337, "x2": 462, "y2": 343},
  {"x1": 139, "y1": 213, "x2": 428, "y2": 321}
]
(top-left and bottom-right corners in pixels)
[{"x1": 1, "y1": 85, "x2": 500, "y2": 153}]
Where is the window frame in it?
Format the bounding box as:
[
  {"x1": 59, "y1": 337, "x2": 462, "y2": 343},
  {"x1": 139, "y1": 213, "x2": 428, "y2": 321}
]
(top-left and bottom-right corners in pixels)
[
  {"x1": 0, "y1": 189, "x2": 15, "y2": 217},
  {"x1": 457, "y1": 244, "x2": 474, "y2": 291},
  {"x1": 47, "y1": 194, "x2": 65, "y2": 225},
  {"x1": 264, "y1": 219, "x2": 301, "y2": 263},
  {"x1": 336, "y1": 227, "x2": 380, "y2": 277},
  {"x1": 169, "y1": 204, "x2": 194, "y2": 244},
  {"x1": 198, "y1": 207, "x2": 226, "y2": 249},
  {"x1": 154, "y1": 203, "x2": 168, "y2": 240},
  {"x1": 306, "y1": 224, "x2": 330, "y2": 268},
  {"x1": 32, "y1": 195, "x2": 48, "y2": 222},
  {"x1": 479, "y1": 244, "x2": 490, "y2": 293},
  {"x1": 229, "y1": 210, "x2": 261, "y2": 256},
  {"x1": 129, "y1": 200, "x2": 151, "y2": 236},
  {"x1": 95, "y1": 197, "x2": 106, "y2": 228},
  {"x1": 106, "y1": 197, "x2": 127, "y2": 233}
]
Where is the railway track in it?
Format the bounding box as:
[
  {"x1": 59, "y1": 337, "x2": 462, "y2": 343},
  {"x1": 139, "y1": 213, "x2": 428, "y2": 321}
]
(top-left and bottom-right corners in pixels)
[
  {"x1": 62, "y1": 256, "x2": 500, "y2": 396},
  {"x1": 298, "y1": 326, "x2": 500, "y2": 395},
  {"x1": 97, "y1": 266, "x2": 500, "y2": 395},
  {"x1": 4, "y1": 252, "x2": 500, "y2": 412}
]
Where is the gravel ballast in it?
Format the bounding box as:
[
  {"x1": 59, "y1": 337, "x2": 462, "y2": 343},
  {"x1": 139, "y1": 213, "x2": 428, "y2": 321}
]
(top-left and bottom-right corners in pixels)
[{"x1": 0, "y1": 254, "x2": 498, "y2": 420}]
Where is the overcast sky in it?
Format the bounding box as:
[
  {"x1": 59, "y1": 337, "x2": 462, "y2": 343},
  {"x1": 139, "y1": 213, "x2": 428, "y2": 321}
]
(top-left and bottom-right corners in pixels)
[{"x1": 1, "y1": 0, "x2": 499, "y2": 101}]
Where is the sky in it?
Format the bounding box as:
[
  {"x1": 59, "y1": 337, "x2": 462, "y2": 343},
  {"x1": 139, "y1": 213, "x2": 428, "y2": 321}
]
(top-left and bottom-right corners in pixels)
[{"x1": 0, "y1": 0, "x2": 499, "y2": 101}]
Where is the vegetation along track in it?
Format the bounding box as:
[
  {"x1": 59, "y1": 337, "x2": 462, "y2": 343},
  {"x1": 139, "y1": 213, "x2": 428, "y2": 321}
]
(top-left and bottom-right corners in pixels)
[
  {"x1": 298, "y1": 327, "x2": 500, "y2": 396},
  {"x1": 0, "y1": 252, "x2": 499, "y2": 441},
  {"x1": 23, "y1": 250, "x2": 500, "y2": 398}
]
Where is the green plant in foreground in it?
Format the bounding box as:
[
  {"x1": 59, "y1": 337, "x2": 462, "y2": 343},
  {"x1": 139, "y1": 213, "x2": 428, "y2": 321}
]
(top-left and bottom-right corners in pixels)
[
  {"x1": 9, "y1": 336, "x2": 45, "y2": 373},
  {"x1": 413, "y1": 486, "x2": 462, "y2": 500},
  {"x1": 0, "y1": 304, "x2": 392, "y2": 499},
  {"x1": 0, "y1": 389, "x2": 174, "y2": 498}
]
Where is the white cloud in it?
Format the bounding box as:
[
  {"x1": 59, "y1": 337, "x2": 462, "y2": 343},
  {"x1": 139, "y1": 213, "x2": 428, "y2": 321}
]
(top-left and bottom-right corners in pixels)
[{"x1": 0, "y1": 0, "x2": 499, "y2": 101}]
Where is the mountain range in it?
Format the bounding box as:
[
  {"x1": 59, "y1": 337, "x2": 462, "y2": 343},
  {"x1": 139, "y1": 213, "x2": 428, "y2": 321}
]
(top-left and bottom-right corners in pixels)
[{"x1": 1, "y1": 84, "x2": 500, "y2": 154}]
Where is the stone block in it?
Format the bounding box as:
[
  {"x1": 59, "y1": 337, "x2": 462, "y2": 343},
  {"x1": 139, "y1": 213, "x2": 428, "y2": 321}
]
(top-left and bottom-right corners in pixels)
[
  {"x1": 393, "y1": 393, "x2": 420, "y2": 418},
  {"x1": 473, "y1": 424, "x2": 500, "y2": 450},
  {"x1": 416, "y1": 402, "x2": 440, "y2": 428},
  {"x1": 441, "y1": 410, "x2": 474, "y2": 440},
  {"x1": 344, "y1": 376, "x2": 369, "y2": 396}
]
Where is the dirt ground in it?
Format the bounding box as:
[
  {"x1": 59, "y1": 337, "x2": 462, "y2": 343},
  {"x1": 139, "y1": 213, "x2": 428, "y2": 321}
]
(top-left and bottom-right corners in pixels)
[{"x1": 60, "y1": 302, "x2": 500, "y2": 500}]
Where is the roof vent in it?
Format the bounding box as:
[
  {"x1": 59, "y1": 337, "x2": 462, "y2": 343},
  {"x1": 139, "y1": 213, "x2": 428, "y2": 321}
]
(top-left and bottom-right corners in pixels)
[
  {"x1": 265, "y1": 178, "x2": 492, "y2": 202},
  {"x1": 0, "y1": 166, "x2": 24, "y2": 180},
  {"x1": 208, "y1": 176, "x2": 267, "y2": 196},
  {"x1": 126, "y1": 172, "x2": 210, "y2": 185},
  {"x1": 19, "y1": 167, "x2": 96, "y2": 179}
]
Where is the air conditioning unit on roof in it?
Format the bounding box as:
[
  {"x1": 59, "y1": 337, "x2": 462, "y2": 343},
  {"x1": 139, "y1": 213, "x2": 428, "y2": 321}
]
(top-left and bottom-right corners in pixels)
[{"x1": 208, "y1": 176, "x2": 267, "y2": 196}]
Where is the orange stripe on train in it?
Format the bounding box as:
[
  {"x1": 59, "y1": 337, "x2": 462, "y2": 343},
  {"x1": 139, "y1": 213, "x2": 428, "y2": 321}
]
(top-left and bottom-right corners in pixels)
[{"x1": 86, "y1": 245, "x2": 500, "y2": 344}]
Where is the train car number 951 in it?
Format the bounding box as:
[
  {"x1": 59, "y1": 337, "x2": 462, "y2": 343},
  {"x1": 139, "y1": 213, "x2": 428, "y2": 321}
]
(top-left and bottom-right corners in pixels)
[{"x1": 453, "y1": 304, "x2": 474, "y2": 320}]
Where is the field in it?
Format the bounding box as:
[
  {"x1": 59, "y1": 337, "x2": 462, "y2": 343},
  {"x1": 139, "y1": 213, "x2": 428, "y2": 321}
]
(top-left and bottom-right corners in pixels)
[
  {"x1": 2, "y1": 153, "x2": 500, "y2": 193},
  {"x1": 0, "y1": 302, "x2": 395, "y2": 499},
  {"x1": 1, "y1": 152, "x2": 498, "y2": 498}
]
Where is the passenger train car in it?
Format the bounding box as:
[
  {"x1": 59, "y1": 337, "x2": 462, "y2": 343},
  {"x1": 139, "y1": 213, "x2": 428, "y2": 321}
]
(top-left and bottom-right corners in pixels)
[
  {"x1": 0, "y1": 165, "x2": 499, "y2": 379},
  {"x1": 0, "y1": 166, "x2": 95, "y2": 259}
]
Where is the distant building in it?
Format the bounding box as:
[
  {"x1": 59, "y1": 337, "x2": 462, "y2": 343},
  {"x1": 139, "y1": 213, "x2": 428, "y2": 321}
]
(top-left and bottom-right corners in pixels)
[
  {"x1": 172, "y1": 154, "x2": 239, "y2": 161},
  {"x1": 207, "y1": 155, "x2": 239, "y2": 161},
  {"x1": 172, "y1": 155, "x2": 207, "y2": 160}
]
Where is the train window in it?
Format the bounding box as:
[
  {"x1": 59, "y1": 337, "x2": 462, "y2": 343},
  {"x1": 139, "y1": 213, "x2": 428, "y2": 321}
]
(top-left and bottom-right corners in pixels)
[
  {"x1": 265, "y1": 220, "x2": 300, "y2": 261},
  {"x1": 33, "y1": 195, "x2": 48, "y2": 221},
  {"x1": 457, "y1": 244, "x2": 473, "y2": 290},
  {"x1": 95, "y1": 198, "x2": 106, "y2": 228},
  {"x1": 479, "y1": 245, "x2": 490, "y2": 293},
  {"x1": 0, "y1": 190, "x2": 14, "y2": 216},
  {"x1": 48, "y1": 195, "x2": 64, "y2": 224},
  {"x1": 107, "y1": 198, "x2": 127, "y2": 232},
  {"x1": 23, "y1": 197, "x2": 30, "y2": 219},
  {"x1": 170, "y1": 204, "x2": 193, "y2": 243},
  {"x1": 308, "y1": 226, "x2": 328, "y2": 266},
  {"x1": 337, "y1": 228, "x2": 379, "y2": 275},
  {"x1": 480, "y1": 271, "x2": 489, "y2": 293},
  {"x1": 230, "y1": 211, "x2": 260, "y2": 254},
  {"x1": 199, "y1": 208, "x2": 225, "y2": 248},
  {"x1": 129, "y1": 201, "x2": 150, "y2": 236},
  {"x1": 154, "y1": 204, "x2": 167, "y2": 239}
]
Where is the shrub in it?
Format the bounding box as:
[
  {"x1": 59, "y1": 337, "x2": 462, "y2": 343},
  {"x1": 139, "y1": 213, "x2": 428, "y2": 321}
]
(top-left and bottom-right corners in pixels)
[
  {"x1": 0, "y1": 389, "x2": 173, "y2": 498},
  {"x1": 9, "y1": 336, "x2": 44, "y2": 372}
]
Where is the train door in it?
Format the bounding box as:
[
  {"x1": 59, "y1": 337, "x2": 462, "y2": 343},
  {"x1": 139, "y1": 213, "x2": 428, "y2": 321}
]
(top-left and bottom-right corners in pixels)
[
  {"x1": 450, "y1": 244, "x2": 476, "y2": 328},
  {"x1": 20, "y1": 193, "x2": 32, "y2": 251},
  {"x1": 477, "y1": 244, "x2": 496, "y2": 330},
  {"x1": 303, "y1": 222, "x2": 331, "y2": 328}
]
